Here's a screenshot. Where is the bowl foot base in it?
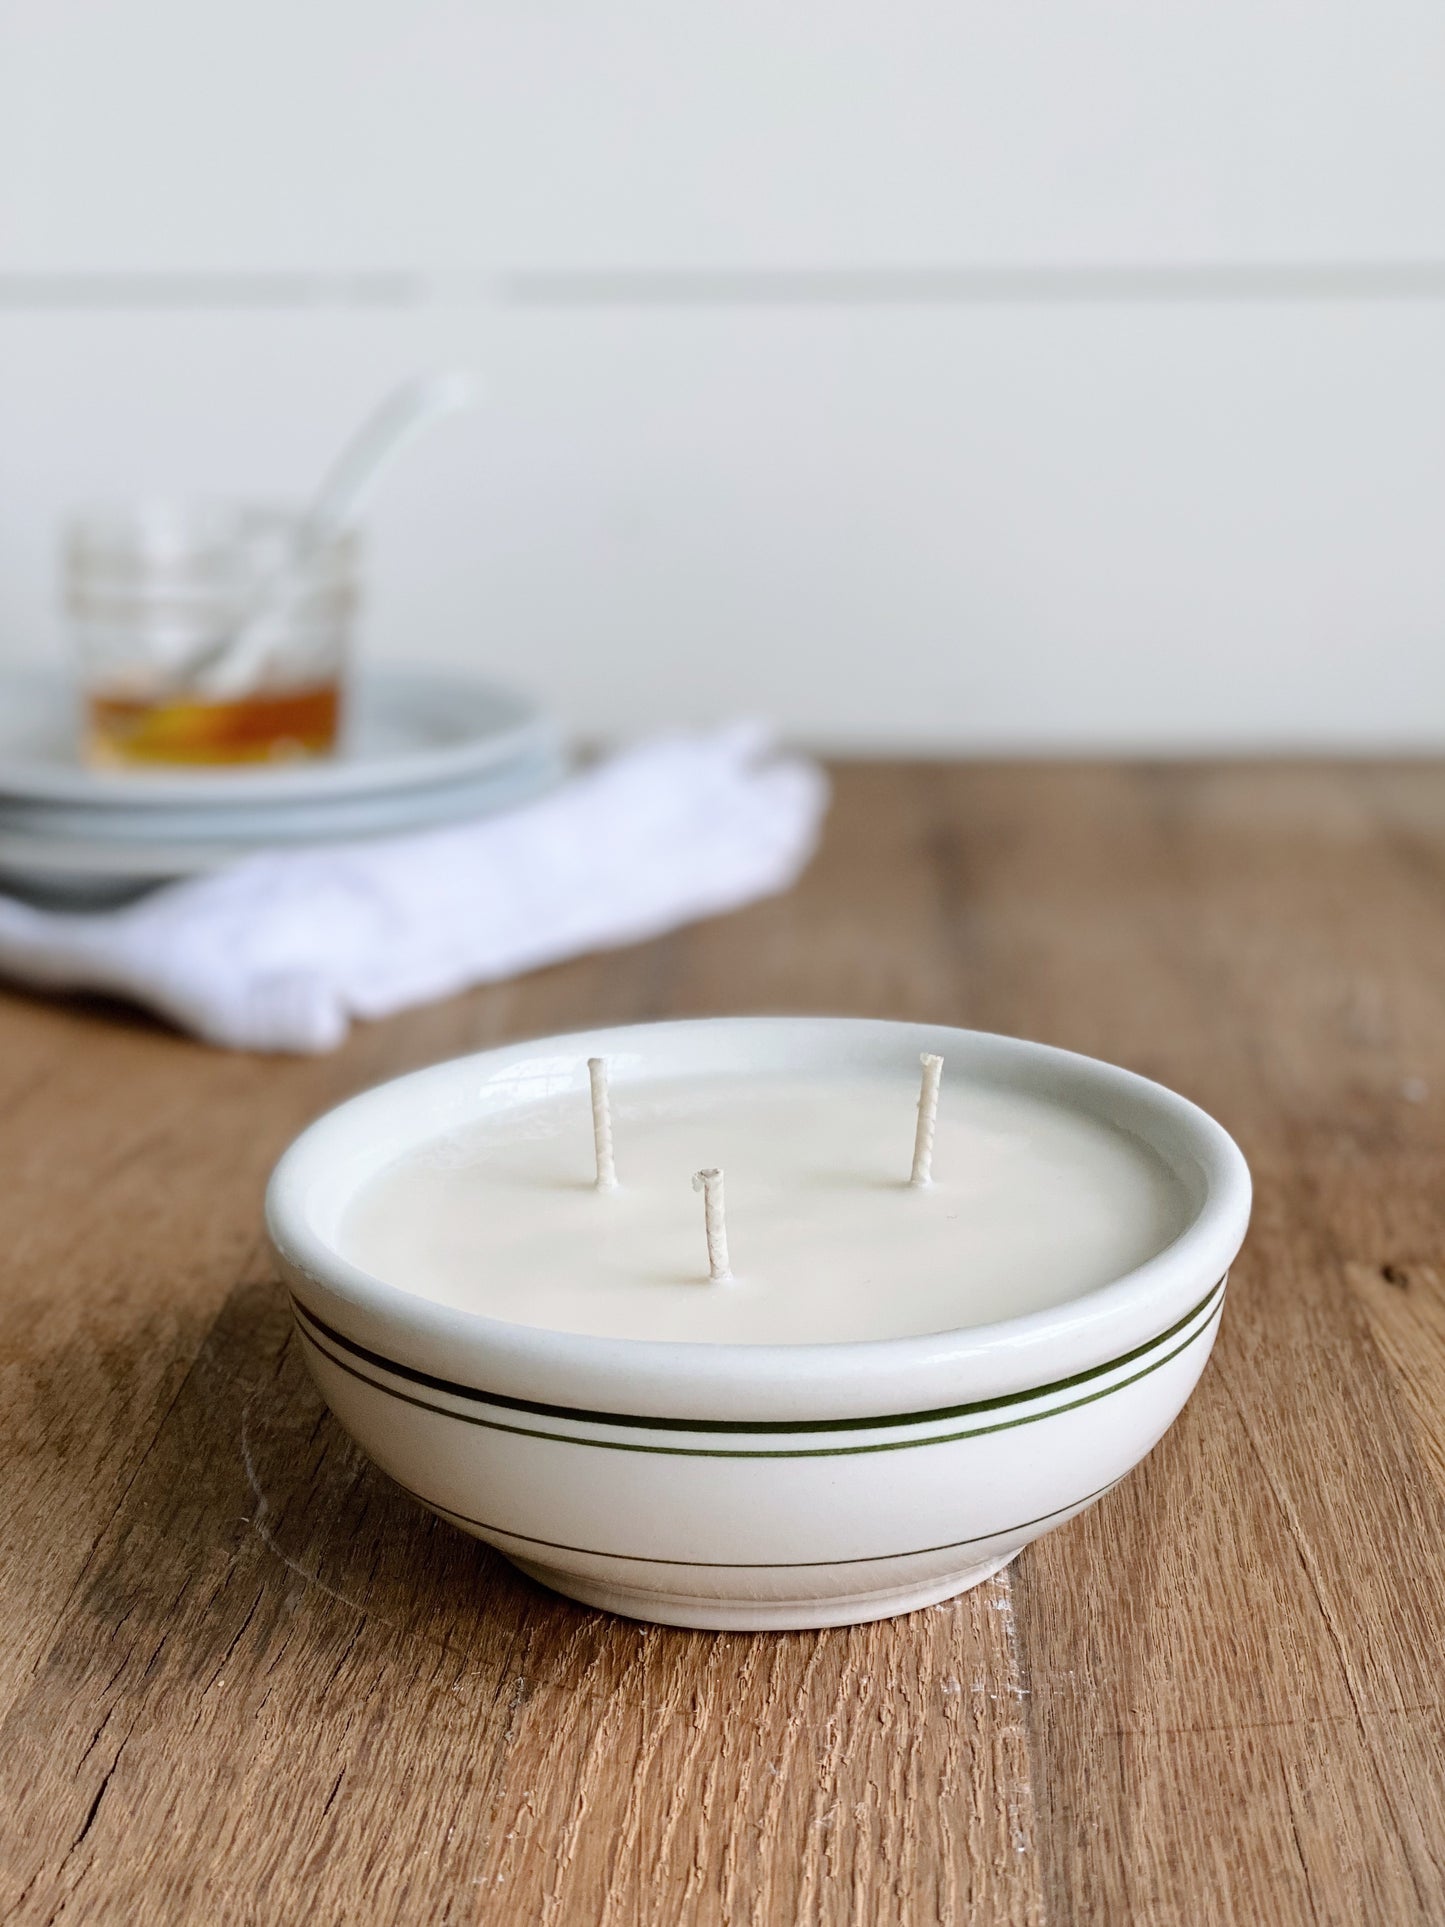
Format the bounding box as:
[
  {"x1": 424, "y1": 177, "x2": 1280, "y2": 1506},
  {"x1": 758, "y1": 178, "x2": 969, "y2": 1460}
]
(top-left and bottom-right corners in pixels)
[{"x1": 506, "y1": 1551, "x2": 1016, "y2": 1631}]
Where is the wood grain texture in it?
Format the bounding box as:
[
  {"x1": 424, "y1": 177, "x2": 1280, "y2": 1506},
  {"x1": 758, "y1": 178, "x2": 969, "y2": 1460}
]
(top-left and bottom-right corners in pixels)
[{"x1": 1, "y1": 760, "x2": 1443, "y2": 1924}]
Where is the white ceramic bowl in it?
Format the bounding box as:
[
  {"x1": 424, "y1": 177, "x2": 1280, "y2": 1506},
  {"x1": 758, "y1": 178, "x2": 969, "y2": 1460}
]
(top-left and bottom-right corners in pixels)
[{"x1": 266, "y1": 1019, "x2": 1251, "y2": 1630}]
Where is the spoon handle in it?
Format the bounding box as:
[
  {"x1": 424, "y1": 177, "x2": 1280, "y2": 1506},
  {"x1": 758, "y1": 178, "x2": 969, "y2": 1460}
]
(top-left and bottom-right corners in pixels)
[
  {"x1": 304, "y1": 370, "x2": 482, "y2": 540},
  {"x1": 190, "y1": 370, "x2": 483, "y2": 699}
]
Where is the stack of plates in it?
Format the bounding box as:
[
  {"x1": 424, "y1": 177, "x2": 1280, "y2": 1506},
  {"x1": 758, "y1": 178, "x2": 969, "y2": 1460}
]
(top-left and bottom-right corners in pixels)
[{"x1": 0, "y1": 665, "x2": 565, "y2": 904}]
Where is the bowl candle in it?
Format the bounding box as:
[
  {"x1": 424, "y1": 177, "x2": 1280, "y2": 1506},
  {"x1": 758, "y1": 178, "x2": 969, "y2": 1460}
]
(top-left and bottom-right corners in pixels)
[
  {"x1": 337, "y1": 1066, "x2": 1191, "y2": 1345},
  {"x1": 267, "y1": 1018, "x2": 1251, "y2": 1630}
]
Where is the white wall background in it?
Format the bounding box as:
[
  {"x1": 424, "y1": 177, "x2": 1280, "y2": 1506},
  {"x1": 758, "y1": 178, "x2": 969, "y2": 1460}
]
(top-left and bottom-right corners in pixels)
[{"x1": 2, "y1": 1, "x2": 1443, "y2": 750}]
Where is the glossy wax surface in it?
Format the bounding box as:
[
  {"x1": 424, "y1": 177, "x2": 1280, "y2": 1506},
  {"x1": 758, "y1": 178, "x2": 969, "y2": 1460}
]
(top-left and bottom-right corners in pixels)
[{"x1": 339, "y1": 1072, "x2": 1191, "y2": 1345}]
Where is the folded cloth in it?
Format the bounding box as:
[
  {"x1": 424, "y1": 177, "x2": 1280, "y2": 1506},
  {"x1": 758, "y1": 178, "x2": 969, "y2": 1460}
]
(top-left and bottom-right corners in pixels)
[{"x1": 0, "y1": 724, "x2": 828, "y2": 1053}]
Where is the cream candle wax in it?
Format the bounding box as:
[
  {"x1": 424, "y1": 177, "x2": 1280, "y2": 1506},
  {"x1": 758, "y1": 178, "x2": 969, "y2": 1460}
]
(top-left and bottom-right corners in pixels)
[
  {"x1": 340, "y1": 1068, "x2": 1190, "y2": 1344},
  {"x1": 268, "y1": 1019, "x2": 1251, "y2": 1630}
]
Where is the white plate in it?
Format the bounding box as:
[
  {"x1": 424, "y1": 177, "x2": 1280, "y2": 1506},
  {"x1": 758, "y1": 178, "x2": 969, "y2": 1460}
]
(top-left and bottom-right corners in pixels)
[
  {"x1": 0, "y1": 750, "x2": 565, "y2": 905},
  {"x1": 0, "y1": 743, "x2": 565, "y2": 843},
  {"x1": 0, "y1": 663, "x2": 555, "y2": 808}
]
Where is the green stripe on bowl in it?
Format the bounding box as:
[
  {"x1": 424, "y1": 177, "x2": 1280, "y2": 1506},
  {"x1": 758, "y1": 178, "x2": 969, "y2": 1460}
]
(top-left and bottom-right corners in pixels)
[
  {"x1": 293, "y1": 1287, "x2": 1225, "y2": 1461},
  {"x1": 399, "y1": 1475, "x2": 1124, "y2": 1569},
  {"x1": 290, "y1": 1274, "x2": 1225, "y2": 1437}
]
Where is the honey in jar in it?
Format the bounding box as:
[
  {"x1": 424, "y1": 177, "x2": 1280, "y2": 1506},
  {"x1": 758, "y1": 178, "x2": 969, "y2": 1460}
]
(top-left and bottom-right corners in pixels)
[{"x1": 85, "y1": 681, "x2": 342, "y2": 768}]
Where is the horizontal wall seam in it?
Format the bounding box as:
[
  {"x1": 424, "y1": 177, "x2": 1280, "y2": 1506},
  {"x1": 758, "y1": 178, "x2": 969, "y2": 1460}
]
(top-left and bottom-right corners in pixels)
[{"x1": 4, "y1": 262, "x2": 1445, "y2": 310}]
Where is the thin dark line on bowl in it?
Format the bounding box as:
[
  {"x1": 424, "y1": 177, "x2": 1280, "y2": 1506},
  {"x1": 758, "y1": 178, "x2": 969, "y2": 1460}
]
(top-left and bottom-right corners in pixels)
[
  {"x1": 390, "y1": 1475, "x2": 1125, "y2": 1568},
  {"x1": 292, "y1": 1297, "x2": 1225, "y2": 1460},
  {"x1": 288, "y1": 1274, "x2": 1226, "y2": 1435}
]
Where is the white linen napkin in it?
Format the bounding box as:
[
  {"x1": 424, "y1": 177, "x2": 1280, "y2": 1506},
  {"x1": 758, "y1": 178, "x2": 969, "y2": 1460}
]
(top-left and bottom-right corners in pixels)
[{"x1": 0, "y1": 725, "x2": 828, "y2": 1053}]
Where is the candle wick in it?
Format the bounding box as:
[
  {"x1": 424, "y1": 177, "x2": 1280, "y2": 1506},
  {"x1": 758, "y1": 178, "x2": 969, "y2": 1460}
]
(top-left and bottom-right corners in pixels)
[
  {"x1": 909, "y1": 1053, "x2": 944, "y2": 1187},
  {"x1": 588, "y1": 1057, "x2": 618, "y2": 1190},
  {"x1": 692, "y1": 1167, "x2": 732, "y2": 1282}
]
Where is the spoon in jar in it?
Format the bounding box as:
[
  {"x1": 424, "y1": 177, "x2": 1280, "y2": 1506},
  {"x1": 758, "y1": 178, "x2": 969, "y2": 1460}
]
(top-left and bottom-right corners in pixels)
[{"x1": 188, "y1": 369, "x2": 482, "y2": 698}]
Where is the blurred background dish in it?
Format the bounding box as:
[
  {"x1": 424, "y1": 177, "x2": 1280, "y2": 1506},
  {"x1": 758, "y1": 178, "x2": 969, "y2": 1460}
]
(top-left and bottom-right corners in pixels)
[
  {"x1": 0, "y1": 662, "x2": 557, "y2": 807},
  {"x1": 0, "y1": 755, "x2": 564, "y2": 903},
  {"x1": 0, "y1": 661, "x2": 564, "y2": 902}
]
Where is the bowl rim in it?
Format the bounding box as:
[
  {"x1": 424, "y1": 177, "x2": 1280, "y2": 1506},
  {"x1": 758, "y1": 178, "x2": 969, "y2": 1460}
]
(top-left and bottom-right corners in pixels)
[{"x1": 265, "y1": 1017, "x2": 1252, "y2": 1423}]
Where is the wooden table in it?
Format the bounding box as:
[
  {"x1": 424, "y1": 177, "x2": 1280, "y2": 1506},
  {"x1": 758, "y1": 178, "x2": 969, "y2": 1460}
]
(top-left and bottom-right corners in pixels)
[{"x1": 3, "y1": 762, "x2": 1444, "y2": 1925}]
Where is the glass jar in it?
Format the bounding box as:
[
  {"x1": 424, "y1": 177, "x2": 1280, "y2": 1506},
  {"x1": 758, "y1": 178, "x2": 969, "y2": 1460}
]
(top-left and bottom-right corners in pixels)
[{"x1": 65, "y1": 502, "x2": 358, "y2": 769}]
